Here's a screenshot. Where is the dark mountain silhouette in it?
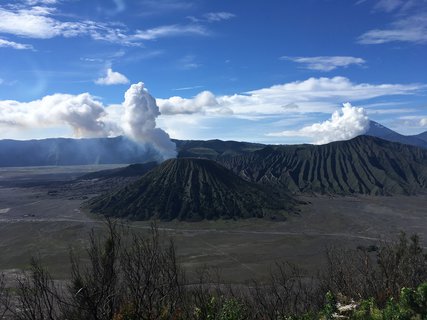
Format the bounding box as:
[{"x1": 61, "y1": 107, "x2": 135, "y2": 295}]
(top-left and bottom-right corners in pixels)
[
  {"x1": 366, "y1": 121, "x2": 427, "y2": 149},
  {"x1": 79, "y1": 162, "x2": 158, "y2": 180},
  {"x1": 0, "y1": 120, "x2": 426, "y2": 168},
  {"x1": 174, "y1": 139, "x2": 265, "y2": 159},
  {"x1": 219, "y1": 136, "x2": 427, "y2": 195},
  {"x1": 410, "y1": 131, "x2": 427, "y2": 143},
  {"x1": 0, "y1": 137, "x2": 265, "y2": 167},
  {"x1": 0, "y1": 136, "x2": 164, "y2": 166},
  {"x1": 86, "y1": 158, "x2": 295, "y2": 221}
]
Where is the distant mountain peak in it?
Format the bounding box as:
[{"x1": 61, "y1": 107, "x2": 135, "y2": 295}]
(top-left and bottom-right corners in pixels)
[
  {"x1": 371, "y1": 121, "x2": 385, "y2": 128},
  {"x1": 365, "y1": 120, "x2": 427, "y2": 149}
]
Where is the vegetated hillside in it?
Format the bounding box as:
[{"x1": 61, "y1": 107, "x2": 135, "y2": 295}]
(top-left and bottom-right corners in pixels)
[
  {"x1": 79, "y1": 162, "x2": 158, "y2": 180},
  {"x1": 219, "y1": 135, "x2": 427, "y2": 195},
  {"x1": 174, "y1": 139, "x2": 265, "y2": 159},
  {"x1": 0, "y1": 136, "x2": 164, "y2": 166},
  {"x1": 366, "y1": 120, "x2": 427, "y2": 149},
  {"x1": 86, "y1": 158, "x2": 295, "y2": 221}
]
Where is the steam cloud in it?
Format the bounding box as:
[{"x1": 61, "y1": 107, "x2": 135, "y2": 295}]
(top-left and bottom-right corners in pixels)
[
  {"x1": 269, "y1": 103, "x2": 370, "y2": 144},
  {"x1": 0, "y1": 83, "x2": 176, "y2": 161},
  {"x1": 122, "y1": 82, "x2": 177, "y2": 159}
]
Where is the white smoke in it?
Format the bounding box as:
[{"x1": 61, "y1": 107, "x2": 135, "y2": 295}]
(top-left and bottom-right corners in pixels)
[
  {"x1": 122, "y1": 82, "x2": 177, "y2": 160},
  {"x1": 0, "y1": 83, "x2": 176, "y2": 161},
  {"x1": 269, "y1": 103, "x2": 370, "y2": 144}
]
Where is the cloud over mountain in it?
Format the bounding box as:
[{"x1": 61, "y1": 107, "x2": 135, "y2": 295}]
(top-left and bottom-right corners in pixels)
[{"x1": 268, "y1": 103, "x2": 370, "y2": 144}]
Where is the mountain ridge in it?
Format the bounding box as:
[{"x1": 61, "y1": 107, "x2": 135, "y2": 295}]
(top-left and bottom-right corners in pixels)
[{"x1": 218, "y1": 135, "x2": 427, "y2": 195}]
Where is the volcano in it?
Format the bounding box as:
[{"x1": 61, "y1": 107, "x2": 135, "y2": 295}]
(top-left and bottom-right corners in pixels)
[{"x1": 86, "y1": 158, "x2": 295, "y2": 221}]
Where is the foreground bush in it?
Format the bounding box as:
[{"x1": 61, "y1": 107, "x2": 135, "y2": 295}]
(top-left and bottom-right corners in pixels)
[{"x1": 0, "y1": 220, "x2": 425, "y2": 319}]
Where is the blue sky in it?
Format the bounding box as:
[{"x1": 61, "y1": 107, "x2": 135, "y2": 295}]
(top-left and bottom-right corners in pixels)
[{"x1": 0, "y1": 0, "x2": 426, "y2": 143}]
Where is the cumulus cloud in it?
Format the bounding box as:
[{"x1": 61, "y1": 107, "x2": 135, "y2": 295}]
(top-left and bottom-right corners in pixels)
[
  {"x1": 158, "y1": 91, "x2": 220, "y2": 115},
  {"x1": 0, "y1": 38, "x2": 33, "y2": 50},
  {"x1": 268, "y1": 103, "x2": 370, "y2": 144},
  {"x1": 95, "y1": 68, "x2": 129, "y2": 85},
  {"x1": 122, "y1": 82, "x2": 176, "y2": 159},
  {"x1": 0, "y1": 93, "x2": 114, "y2": 137},
  {"x1": 0, "y1": 83, "x2": 176, "y2": 160},
  {"x1": 281, "y1": 56, "x2": 366, "y2": 71}
]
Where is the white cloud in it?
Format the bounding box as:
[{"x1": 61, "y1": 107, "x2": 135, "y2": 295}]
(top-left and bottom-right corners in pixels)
[
  {"x1": 188, "y1": 12, "x2": 236, "y2": 23},
  {"x1": 173, "y1": 85, "x2": 204, "y2": 91},
  {"x1": 281, "y1": 56, "x2": 366, "y2": 71},
  {"x1": 0, "y1": 93, "x2": 114, "y2": 137},
  {"x1": 0, "y1": 77, "x2": 424, "y2": 144},
  {"x1": 268, "y1": 103, "x2": 370, "y2": 144},
  {"x1": 0, "y1": 38, "x2": 33, "y2": 50},
  {"x1": 133, "y1": 24, "x2": 208, "y2": 40},
  {"x1": 177, "y1": 54, "x2": 201, "y2": 70},
  {"x1": 158, "y1": 91, "x2": 221, "y2": 115},
  {"x1": 373, "y1": 0, "x2": 405, "y2": 12},
  {"x1": 95, "y1": 68, "x2": 129, "y2": 85},
  {"x1": 0, "y1": 4, "x2": 132, "y2": 44},
  {"x1": 156, "y1": 76, "x2": 423, "y2": 118},
  {"x1": 358, "y1": 1, "x2": 427, "y2": 44},
  {"x1": 358, "y1": 13, "x2": 427, "y2": 44},
  {"x1": 26, "y1": 0, "x2": 58, "y2": 5},
  {"x1": 204, "y1": 12, "x2": 235, "y2": 22},
  {"x1": 0, "y1": 6, "x2": 62, "y2": 39},
  {"x1": 155, "y1": 77, "x2": 423, "y2": 142}
]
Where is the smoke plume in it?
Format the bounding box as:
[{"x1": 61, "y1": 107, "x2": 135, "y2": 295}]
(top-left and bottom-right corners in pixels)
[
  {"x1": 0, "y1": 83, "x2": 176, "y2": 161},
  {"x1": 122, "y1": 82, "x2": 177, "y2": 160}
]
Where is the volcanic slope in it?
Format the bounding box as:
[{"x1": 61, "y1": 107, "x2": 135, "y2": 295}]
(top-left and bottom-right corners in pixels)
[
  {"x1": 79, "y1": 162, "x2": 158, "y2": 180},
  {"x1": 219, "y1": 135, "x2": 427, "y2": 195},
  {"x1": 86, "y1": 158, "x2": 295, "y2": 221},
  {"x1": 175, "y1": 139, "x2": 265, "y2": 159}
]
